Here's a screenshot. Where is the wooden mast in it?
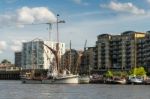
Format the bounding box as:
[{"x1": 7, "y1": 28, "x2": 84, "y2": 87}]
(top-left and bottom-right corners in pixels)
[{"x1": 69, "y1": 40, "x2": 72, "y2": 73}]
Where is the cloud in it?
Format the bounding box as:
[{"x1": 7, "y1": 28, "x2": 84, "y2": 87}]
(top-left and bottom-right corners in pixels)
[
  {"x1": 10, "y1": 40, "x2": 26, "y2": 52},
  {"x1": 61, "y1": 9, "x2": 150, "y2": 49},
  {"x1": 100, "y1": 1, "x2": 145, "y2": 15},
  {"x1": 0, "y1": 41, "x2": 7, "y2": 54},
  {"x1": 0, "y1": 6, "x2": 56, "y2": 28},
  {"x1": 147, "y1": 0, "x2": 150, "y2": 3},
  {"x1": 17, "y1": 7, "x2": 56, "y2": 24}
]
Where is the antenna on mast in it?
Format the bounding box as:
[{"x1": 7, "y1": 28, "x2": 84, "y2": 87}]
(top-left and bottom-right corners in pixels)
[
  {"x1": 57, "y1": 14, "x2": 59, "y2": 43},
  {"x1": 56, "y1": 14, "x2": 65, "y2": 43},
  {"x1": 55, "y1": 14, "x2": 65, "y2": 73}
]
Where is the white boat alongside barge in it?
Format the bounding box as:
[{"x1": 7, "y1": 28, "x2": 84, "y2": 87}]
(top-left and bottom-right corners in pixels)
[
  {"x1": 78, "y1": 75, "x2": 90, "y2": 84},
  {"x1": 22, "y1": 74, "x2": 79, "y2": 84}
]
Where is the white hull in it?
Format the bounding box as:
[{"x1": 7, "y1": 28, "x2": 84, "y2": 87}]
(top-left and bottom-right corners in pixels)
[
  {"x1": 130, "y1": 79, "x2": 143, "y2": 84},
  {"x1": 113, "y1": 79, "x2": 126, "y2": 84},
  {"x1": 22, "y1": 75, "x2": 79, "y2": 84},
  {"x1": 129, "y1": 76, "x2": 143, "y2": 84},
  {"x1": 78, "y1": 76, "x2": 90, "y2": 84}
]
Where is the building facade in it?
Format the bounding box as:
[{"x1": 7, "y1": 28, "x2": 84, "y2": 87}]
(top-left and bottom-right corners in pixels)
[
  {"x1": 143, "y1": 31, "x2": 150, "y2": 70},
  {"x1": 88, "y1": 31, "x2": 150, "y2": 70},
  {"x1": 0, "y1": 64, "x2": 19, "y2": 71},
  {"x1": 96, "y1": 34, "x2": 112, "y2": 69},
  {"x1": 21, "y1": 39, "x2": 65, "y2": 69},
  {"x1": 15, "y1": 52, "x2": 22, "y2": 67},
  {"x1": 80, "y1": 47, "x2": 96, "y2": 74},
  {"x1": 61, "y1": 49, "x2": 81, "y2": 74}
]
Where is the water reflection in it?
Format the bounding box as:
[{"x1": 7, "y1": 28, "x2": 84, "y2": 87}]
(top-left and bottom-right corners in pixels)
[{"x1": 0, "y1": 81, "x2": 150, "y2": 99}]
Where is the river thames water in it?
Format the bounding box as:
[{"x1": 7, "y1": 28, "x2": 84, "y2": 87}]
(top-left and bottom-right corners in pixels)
[{"x1": 0, "y1": 80, "x2": 150, "y2": 99}]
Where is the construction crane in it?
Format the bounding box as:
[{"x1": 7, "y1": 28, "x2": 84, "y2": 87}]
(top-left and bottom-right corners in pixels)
[
  {"x1": 27, "y1": 14, "x2": 65, "y2": 74},
  {"x1": 32, "y1": 22, "x2": 52, "y2": 41},
  {"x1": 84, "y1": 40, "x2": 88, "y2": 74},
  {"x1": 84, "y1": 40, "x2": 87, "y2": 51},
  {"x1": 75, "y1": 40, "x2": 88, "y2": 74},
  {"x1": 20, "y1": 14, "x2": 65, "y2": 42},
  {"x1": 43, "y1": 14, "x2": 65, "y2": 73},
  {"x1": 43, "y1": 14, "x2": 65, "y2": 42},
  {"x1": 74, "y1": 51, "x2": 82, "y2": 74}
]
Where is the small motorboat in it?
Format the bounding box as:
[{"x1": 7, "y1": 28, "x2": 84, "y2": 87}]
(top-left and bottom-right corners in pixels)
[
  {"x1": 112, "y1": 77, "x2": 126, "y2": 84},
  {"x1": 144, "y1": 77, "x2": 150, "y2": 85},
  {"x1": 128, "y1": 76, "x2": 143, "y2": 84}
]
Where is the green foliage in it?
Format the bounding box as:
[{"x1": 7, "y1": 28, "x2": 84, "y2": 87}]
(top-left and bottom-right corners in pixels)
[
  {"x1": 105, "y1": 70, "x2": 113, "y2": 78},
  {"x1": 1, "y1": 59, "x2": 11, "y2": 64},
  {"x1": 113, "y1": 71, "x2": 128, "y2": 77},
  {"x1": 105, "y1": 67, "x2": 146, "y2": 78},
  {"x1": 105, "y1": 70, "x2": 129, "y2": 78},
  {"x1": 121, "y1": 71, "x2": 128, "y2": 77},
  {"x1": 129, "y1": 66, "x2": 146, "y2": 76}
]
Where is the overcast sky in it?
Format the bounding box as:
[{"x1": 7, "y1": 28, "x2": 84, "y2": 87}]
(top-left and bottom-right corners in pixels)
[{"x1": 1, "y1": 0, "x2": 150, "y2": 63}]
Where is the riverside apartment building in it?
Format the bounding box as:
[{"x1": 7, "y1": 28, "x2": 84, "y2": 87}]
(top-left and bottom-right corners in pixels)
[
  {"x1": 86, "y1": 31, "x2": 150, "y2": 71},
  {"x1": 21, "y1": 39, "x2": 65, "y2": 70}
]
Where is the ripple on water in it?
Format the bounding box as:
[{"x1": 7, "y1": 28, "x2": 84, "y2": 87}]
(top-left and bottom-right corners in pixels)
[{"x1": 0, "y1": 81, "x2": 150, "y2": 99}]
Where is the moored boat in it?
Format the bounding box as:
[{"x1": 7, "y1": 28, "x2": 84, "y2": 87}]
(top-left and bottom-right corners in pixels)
[
  {"x1": 144, "y1": 77, "x2": 150, "y2": 85},
  {"x1": 89, "y1": 74, "x2": 104, "y2": 84},
  {"x1": 78, "y1": 75, "x2": 90, "y2": 84},
  {"x1": 112, "y1": 77, "x2": 126, "y2": 84},
  {"x1": 105, "y1": 78, "x2": 114, "y2": 84},
  {"x1": 128, "y1": 76, "x2": 143, "y2": 84},
  {"x1": 22, "y1": 15, "x2": 81, "y2": 84},
  {"x1": 43, "y1": 74, "x2": 79, "y2": 84},
  {"x1": 22, "y1": 68, "x2": 79, "y2": 84},
  {"x1": 22, "y1": 74, "x2": 79, "y2": 84}
]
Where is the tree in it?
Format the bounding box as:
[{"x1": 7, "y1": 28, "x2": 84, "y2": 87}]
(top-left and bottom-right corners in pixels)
[
  {"x1": 129, "y1": 66, "x2": 146, "y2": 76},
  {"x1": 1, "y1": 59, "x2": 11, "y2": 64},
  {"x1": 113, "y1": 71, "x2": 128, "y2": 77},
  {"x1": 105, "y1": 70, "x2": 113, "y2": 78},
  {"x1": 137, "y1": 67, "x2": 146, "y2": 76}
]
